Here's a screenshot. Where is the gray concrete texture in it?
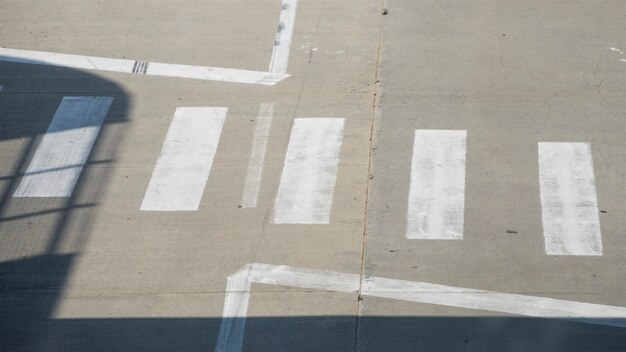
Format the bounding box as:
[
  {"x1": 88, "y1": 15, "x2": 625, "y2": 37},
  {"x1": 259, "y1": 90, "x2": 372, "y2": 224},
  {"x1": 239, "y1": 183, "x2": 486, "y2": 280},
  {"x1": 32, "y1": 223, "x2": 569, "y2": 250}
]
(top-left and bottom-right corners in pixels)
[{"x1": 0, "y1": 0, "x2": 624, "y2": 351}]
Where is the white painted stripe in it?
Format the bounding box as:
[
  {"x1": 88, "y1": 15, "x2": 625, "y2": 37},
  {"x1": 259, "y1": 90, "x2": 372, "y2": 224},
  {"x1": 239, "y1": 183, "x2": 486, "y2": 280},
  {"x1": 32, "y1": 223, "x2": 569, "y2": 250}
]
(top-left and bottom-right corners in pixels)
[
  {"x1": 364, "y1": 277, "x2": 626, "y2": 326},
  {"x1": 215, "y1": 266, "x2": 253, "y2": 352},
  {"x1": 0, "y1": 85, "x2": 4, "y2": 91},
  {"x1": 13, "y1": 96, "x2": 113, "y2": 197},
  {"x1": 272, "y1": 118, "x2": 344, "y2": 224},
  {"x1": 0, "y1": 48, "x2": 289, "y2": 85},
  {"x1": 215, "y1": 263, "x2": 359, "y2": 352},
  {"x1": 407, "y1": 130, "x2": 467, "y2": 239},
  {"x1": 538, "y1": 142, "x2": 602, "y2": 255},
  {"x1": 241, "y1": 103, "x2": 274, "y2": 208},
  {"x1": 268, "y1": 0, "x2": 298, "y2": 74},
  {"x1": 215, "y1": 263, "x2": 626, "y2": 351},
  {"x1": 140, "y1": 107, "x2": 227, "y2": 211}
]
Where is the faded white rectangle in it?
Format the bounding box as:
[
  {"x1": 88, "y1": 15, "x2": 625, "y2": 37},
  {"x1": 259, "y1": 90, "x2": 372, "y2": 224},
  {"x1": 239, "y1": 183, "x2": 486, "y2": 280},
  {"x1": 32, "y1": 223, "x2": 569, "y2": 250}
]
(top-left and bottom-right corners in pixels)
[
  {"x1": 14, "y1": 96, "x2": 113, "y2": 197},
  {"x1": 241, "y1": 103, "x2": 274, "y2": 208},
  {"x1": 269, "y1": 0, "x2": 298, "y2": 75},
  {"x1": 272, "y1": 118, "x2": 344, "y2": 224},
  {"x1": 538, "y1": 142, "x2": 602, "y2": 255},
  {"x1": 407, "y1": 130, "x2": 466, "y2": 239},
  {"x1": 140, "y1": 107, "x2": 227, "y2": 211}
]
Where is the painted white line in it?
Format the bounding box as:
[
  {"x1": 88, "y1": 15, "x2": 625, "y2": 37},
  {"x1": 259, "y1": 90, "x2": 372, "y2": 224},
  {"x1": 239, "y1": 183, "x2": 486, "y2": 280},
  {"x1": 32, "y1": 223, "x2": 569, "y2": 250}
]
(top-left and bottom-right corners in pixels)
[
  {"x1": 13, "y1": 96, "x2": 113, "y2": 197},
  {"x1": 272, "y1": 118, "x2": 344, "y2": 224},
  {"x1": 140, "y1": 107, "x2": 227, "y2": 211},
  {"x1": 215, "y1": 263, "x2": 359, "y2": 352},
  {"x1": 215, "y1": 263, "x2": 626, "y2": 352},
  {"x1": 363, "y1": 277, "x2": 626, "y2": 326},
  {"x1": 407, "y1": 130, "x2": 467, "y2": 239},
  {"x1": 0, "y1": 85, "x2": 3, "y2": 91},
  {"x1": 269, "y1": 0, "x2": 298, "y2": 75},
  {"x1": 0, "y1": 48, "x2": 288, "y2": 86},
  {"x1": 538, "y1": 142, "x2": 602, "y2": 256},
  {"x1": 241, "y1": 103, "x2": 274, "y2": 208}
]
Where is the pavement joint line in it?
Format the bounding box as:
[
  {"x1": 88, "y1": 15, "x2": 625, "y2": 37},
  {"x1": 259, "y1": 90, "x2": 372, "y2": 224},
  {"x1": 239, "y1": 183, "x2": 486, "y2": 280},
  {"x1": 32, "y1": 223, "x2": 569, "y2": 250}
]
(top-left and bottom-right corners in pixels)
[{"x1": 356, "y1": 1, "x2": 387, "y2": 350}]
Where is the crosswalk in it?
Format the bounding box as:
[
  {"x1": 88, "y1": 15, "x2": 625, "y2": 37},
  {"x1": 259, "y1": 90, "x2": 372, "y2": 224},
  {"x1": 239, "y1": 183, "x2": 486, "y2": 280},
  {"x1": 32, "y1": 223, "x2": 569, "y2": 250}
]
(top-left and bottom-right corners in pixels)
[{"x1": 11, "y1": 97, "x2": 605, "y2": 256}]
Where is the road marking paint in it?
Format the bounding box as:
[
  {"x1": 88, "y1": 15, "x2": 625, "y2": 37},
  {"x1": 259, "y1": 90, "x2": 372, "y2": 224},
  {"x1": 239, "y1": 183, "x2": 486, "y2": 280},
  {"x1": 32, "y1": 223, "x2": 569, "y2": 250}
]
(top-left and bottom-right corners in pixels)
[
  {"x1": 538, "y1": 142, "x2": 602, "y2": 255},
  {"x1": 215, "y1": 263, "x2": 359, "y2": 352},
  {"x1": 13, "y1": 96, "x2": 113, "y2": 197},
  {"x1": 216, "y1": 263, "x2": 626, "y2": 352},
  {"x1": 269, "y1": 0, "x2": 298, "y2": 75},
  {"x1": 407, "y1": 130, "x2": 467, "y2": 239},
  {"x1": 140, "y1": 107, "x2": 227, "y2": 211},
  {"x1": 0, "y1": 85, "x2": 3, "y2": 91},
  {"x1": 272, "y1": 118, "x2": 344, "y2": 224},
  {"x1": 0, "y1": 48, "x2": 288, "y2": 85},
  {"x1": 241, "y1": 103, "x2": 274, "y2": 208}
]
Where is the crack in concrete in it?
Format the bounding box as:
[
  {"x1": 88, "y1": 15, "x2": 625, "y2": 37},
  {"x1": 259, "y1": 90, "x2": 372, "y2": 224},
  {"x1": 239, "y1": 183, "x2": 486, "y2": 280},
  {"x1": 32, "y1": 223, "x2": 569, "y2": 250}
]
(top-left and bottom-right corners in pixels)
[{"x1": 353, "y1": 1, "x2": 386, "y2": 351}]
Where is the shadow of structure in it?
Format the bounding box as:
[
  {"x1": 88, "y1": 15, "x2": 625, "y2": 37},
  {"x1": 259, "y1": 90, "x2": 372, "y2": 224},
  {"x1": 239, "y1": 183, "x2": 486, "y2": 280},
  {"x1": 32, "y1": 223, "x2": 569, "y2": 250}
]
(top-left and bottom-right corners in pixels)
[
  {"x1": 1, "y1": 59, "x2": 625, "y2": 352},
  {"x1": 0, "y1": 58, "x2": 128, "y2": 351}
]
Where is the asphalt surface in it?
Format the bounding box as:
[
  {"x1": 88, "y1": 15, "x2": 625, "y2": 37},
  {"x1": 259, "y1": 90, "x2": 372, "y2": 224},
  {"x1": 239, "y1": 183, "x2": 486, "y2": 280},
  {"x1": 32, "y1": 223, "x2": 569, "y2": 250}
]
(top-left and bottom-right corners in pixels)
[{"x1": 0, "y1": 1, "x2": 625, "y2": 351}]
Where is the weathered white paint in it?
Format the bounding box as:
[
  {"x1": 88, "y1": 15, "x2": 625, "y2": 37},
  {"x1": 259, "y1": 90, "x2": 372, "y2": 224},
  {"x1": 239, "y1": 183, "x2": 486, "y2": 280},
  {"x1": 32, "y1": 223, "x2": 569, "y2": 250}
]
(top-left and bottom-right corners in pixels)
[
  {"x1": 538, "y1": 142, "x2": 602, "y2": 256},
  {"x1": 43, "y1": 261, "x2": 626, "y2": 349},
  {"x1": 407, "y1": 130, "x2": 467, "y2": 239},
  {"x1": 363, "y1": 277, "x2": 626, "y2": 326},
  {"x1": 272, "y1": 118, "x2": 344, "y2": 224},
  {"x1": 215, "y1": 263, "x2": 359, "y2": 352},
  {"x1": 0, "y1": 85, "x2": 4, "y2": 91},
  {"x1": 14, "y1": 96, "x2": 113, "y2": 197},
  {"x1": 241, "y1": 103, "x2": 274, "y2": 208},
  {"x1": 140, "y1": 107, "x2": 227, "y2": 211},
  {"x1": 215, "y1": 263, "x2": 626, "y2": 351},
  {"x1": 268, "y1": 0, "x2": 298, "y2": 75},
  {"x1": 0, "y1": 48, "x2": 289, "y2": 85}
]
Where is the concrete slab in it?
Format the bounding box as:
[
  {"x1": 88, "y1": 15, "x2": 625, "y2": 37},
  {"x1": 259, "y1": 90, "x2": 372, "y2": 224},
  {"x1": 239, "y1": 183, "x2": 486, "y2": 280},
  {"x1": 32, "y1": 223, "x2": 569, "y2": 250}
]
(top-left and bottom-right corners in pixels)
[{"x1": 362, "y1": 0, "x2": 626, "y2": 350}]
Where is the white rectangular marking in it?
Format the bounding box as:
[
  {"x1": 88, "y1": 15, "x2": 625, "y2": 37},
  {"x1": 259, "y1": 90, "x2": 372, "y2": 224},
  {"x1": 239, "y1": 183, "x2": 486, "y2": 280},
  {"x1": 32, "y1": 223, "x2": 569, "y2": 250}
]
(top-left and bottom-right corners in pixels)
[
  {"x1": 13, "y1": 96, "x2": 113, "y2": 197},
  {"x1": 140, "y1": 107, "x2": 227, "y2": 211},
  {"x1": 269, "y1": 0, "x2": 298, "y2": 75},
  {"x1": 407, "y1": 130, "x2": 467, "y2": 239},
  {"x1": 538, "y1": 142, "x2": 602, "y2": 255},
  {"x1": 272, "y1": 118, "x2": 344, "y2": 224},
  {"x1": 0, "y1": 48, "x2": 288, "y2": 86},
  {"x1": 241, "y1": 103, "x2": 274, "y2": 208}
]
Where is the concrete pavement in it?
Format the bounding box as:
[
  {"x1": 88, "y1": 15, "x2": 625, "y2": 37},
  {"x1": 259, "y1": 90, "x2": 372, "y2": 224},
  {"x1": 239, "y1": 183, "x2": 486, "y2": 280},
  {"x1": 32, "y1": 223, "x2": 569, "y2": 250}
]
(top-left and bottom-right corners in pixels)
[{"x1": 0, "y1": 0, "x2": 625, "y2": 351}]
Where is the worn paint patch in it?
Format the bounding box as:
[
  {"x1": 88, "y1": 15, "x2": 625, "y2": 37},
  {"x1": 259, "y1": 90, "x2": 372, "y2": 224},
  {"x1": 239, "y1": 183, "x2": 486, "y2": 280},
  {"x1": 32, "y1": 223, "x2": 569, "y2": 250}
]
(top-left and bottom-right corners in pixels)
[
  {"x1": 538, "y1": 142, "x2": 602, "y2": 255},
  {"x1": 241, "y1": 103, "x2": 274, "y2": 208}
]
